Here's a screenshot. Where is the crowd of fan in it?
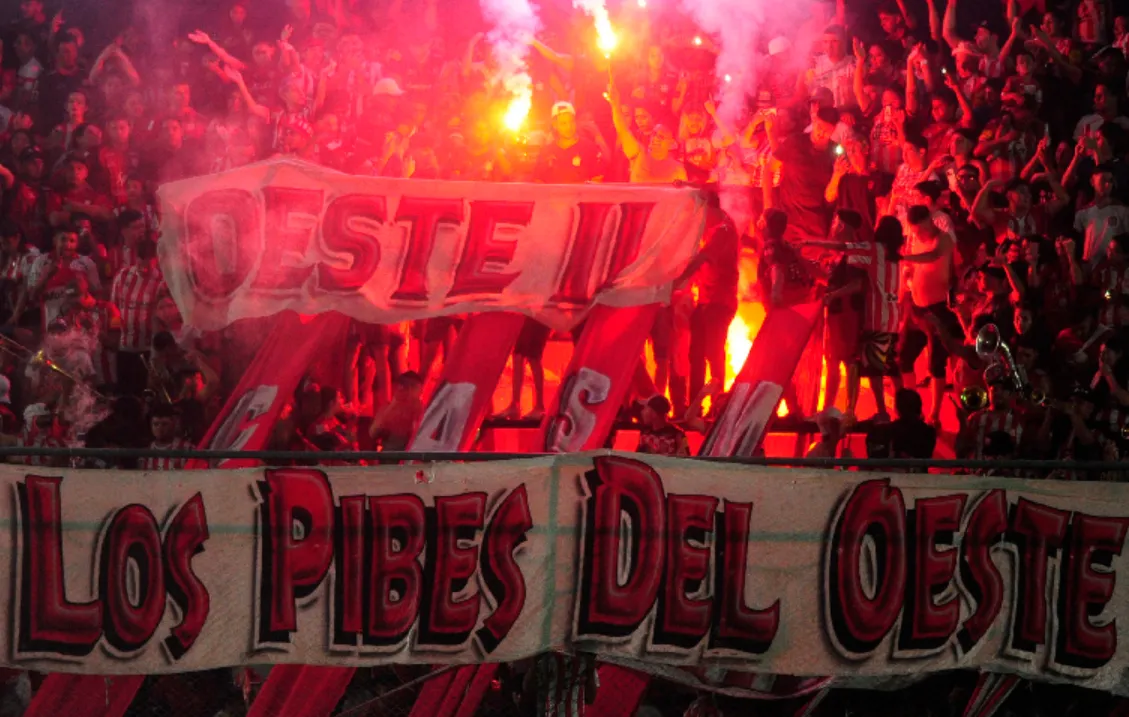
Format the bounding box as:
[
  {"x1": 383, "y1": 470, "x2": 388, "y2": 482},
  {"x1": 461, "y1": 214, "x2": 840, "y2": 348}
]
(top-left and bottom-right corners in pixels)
[{"x1": 3, "y1": 0, "x2": 1129, "y2": 478}]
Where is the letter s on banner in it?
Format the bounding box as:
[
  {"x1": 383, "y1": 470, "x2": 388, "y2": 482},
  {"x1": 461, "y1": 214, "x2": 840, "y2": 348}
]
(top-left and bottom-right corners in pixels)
[
  {"x1": 412, "y1": 382, "x2": 476, "y2": 452},
  {"x1": 545, "y1": 368, "x2": 612, "y2": 453}
]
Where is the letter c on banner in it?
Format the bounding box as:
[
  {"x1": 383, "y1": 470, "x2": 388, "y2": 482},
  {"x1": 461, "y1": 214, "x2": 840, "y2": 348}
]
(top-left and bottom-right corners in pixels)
[
  {"x1": 210, "y1": 385, "x2": 280, "y2": 465},
  {"x1": 545, "y1": 368, "x2": 612, "y2": 453}
]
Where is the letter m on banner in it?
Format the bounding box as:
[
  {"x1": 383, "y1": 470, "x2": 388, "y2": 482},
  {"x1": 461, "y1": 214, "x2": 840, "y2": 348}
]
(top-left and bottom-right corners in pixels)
[{"x1": 701, "y1": 302, "x2": 822, "y2": 458}]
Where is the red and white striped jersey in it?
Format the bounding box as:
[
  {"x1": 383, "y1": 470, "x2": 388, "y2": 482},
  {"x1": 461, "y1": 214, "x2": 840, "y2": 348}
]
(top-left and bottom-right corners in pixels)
[
  {"x1": 968, "y1": 409, "x2": 1024, "y2": 460},
  {"x1": 15, "y1": 426, "x2": 64, "y2": 467},
  {"x1": 1092, "y1": 261, "x2": 1129, "y2": 326},
  {"x1": 103, "y1": 244, "x2": 137, "y2": 283},
  {"x1": 111, "y1": 265, "x2": 168, "y2": 352},
  {"x1": 847, "y1": 244, "x2": 902, "y2": 334},
  {"x1": 533, "y1": 653, "x2": 595, "y2": 717},
  {"x1": 140, "y1": 438, "x2": 193, "y2": 471}
]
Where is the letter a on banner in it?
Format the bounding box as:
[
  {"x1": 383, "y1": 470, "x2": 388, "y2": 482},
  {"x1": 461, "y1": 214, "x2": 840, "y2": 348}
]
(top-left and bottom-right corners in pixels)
[
  {"x1": 409, "y1": 304, "x2": 661, "y2": 717},
  {"x1": 411, "y1": 313, "x2": 526, "y2": 451}
]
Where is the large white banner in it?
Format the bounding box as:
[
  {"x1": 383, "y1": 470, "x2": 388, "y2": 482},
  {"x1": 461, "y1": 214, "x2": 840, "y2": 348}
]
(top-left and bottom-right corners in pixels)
[
  {"x1": 4, "y1": 454, "x2": 1129, "y2": 696},
  {"x1": 156, "y1": 160, "x2": 707, "y2": 331}
]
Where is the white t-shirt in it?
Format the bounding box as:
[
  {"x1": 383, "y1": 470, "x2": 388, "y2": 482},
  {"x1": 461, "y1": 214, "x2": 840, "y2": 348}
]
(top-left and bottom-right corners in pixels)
[
  {"x1": 1075, "y1": 203, "x2": 1129, "y2": 265},
  {"x1": 807, "y1": 55, "x2": 856, "y2": 108},
  {"x1": 1073, "y1": 113, "x2": 1129, "y2": 139},
  {"x1": 16, "y1": 58, "x2": 43, "y2": 98}
]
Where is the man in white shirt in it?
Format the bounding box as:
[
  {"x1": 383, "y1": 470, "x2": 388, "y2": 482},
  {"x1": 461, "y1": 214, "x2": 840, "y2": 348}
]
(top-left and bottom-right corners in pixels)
[
  {"x1": 1073, "y1": 82, "x2": 1129, "y2": 139},
  {"x1": 804, "y1": 25, "x2": 856, "y2": 109},
  {"x1": 1076, "y1": 166, "x2": 1129, "y2": 266}
]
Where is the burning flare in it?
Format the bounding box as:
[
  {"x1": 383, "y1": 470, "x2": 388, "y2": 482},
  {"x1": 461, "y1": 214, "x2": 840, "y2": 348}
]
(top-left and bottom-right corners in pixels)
[
  {"x1": 503, "y1": 81, "x2": 533, "y2": 131},
  {"x1": 573, "y1": 0, "x2": 618, "y2": 56},
  {"x1": 478, "y1": 0, "x2": 539, "y2": 131},
  {"x1": 725, "y1": 314, "x2": 753, "y2": 390}
]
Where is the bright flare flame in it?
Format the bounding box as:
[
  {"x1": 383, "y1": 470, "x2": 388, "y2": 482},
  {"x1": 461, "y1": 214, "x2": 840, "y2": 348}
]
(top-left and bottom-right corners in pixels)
[
  {"x1": 637, "y1": 0, "x2": 647, "y2": 6},
  {"x1": 574, "y1": 1, "x2": 618, "y2": 56},
  {"x1": 503, "y1": 88, "x2": 532, "y2": 131},
  {"x1": 724, "y1": 314, "x2": 753, "y2": 390},
  {"x1": 693, "y1": 35, "x2": 703, "y2": 46},
  {"x1": 594, "y1": 9, "x2": 618, "y2": 55}
]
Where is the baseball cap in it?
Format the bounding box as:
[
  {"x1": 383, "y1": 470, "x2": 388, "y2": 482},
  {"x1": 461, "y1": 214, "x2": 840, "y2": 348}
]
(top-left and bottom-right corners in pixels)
[
  {"x1": 373, "y1": 77, "x2": 405, "y2": 97},
  {"x1": 645, "y1": 394, "x2": 672, "y2": 416},
  {"x1": 810, "y1": 86, "x2": 835, "y2": 105},
  {"x1": 551, "y1": 101, "x2": 576, "y2": 118},
  {"x1": 24, "y1": 403, "x2": 51, "y2": 427},
  {"x1": 953, "y1": 41, "x2": 984, "y2": 58},
  {"x1": 768, "y1": 37, "x2": 792, "y2": 57}
]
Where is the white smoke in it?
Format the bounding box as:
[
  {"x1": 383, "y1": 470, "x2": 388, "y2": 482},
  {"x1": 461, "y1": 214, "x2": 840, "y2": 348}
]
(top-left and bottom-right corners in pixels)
[
  {"x1": 479, "y1": 0, "x2": 540, "y2": 129},
  {"x1": 34, "y1": 325, "x2": 111, "y2": 445},
  {"x1": 679, "y1": 0, "x2": 817, "y2": 127}
]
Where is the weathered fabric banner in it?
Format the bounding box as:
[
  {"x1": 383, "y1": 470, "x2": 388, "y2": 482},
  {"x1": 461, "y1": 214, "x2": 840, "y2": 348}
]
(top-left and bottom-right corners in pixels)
[
  {"x1": 5, "y1": 454, "x2": 1129, "y2": 696},
  {"x1": 156, "y1": 160, "x2": 707, "y2": 331}
]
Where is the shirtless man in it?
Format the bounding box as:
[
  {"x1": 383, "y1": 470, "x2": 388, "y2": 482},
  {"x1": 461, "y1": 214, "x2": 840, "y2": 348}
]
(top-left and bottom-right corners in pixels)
[{"x1": 897, "y1": 204, "x2": 962, "y2": 425}]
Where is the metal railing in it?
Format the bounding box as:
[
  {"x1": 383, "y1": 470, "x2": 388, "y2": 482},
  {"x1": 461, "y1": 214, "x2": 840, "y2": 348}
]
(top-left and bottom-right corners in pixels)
[{"x1": 2, "y1": 445, "x2": 1127, "y2": 474}]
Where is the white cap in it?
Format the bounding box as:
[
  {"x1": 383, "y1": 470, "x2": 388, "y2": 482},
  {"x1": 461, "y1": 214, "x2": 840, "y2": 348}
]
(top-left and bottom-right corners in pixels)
[
  {"x1": 24, "y1": 403, "x2": 50, "y2": 427},
  {"x1": 0, "y1": 375, "x2": 9, "y2": 404},
  {"x1": 551, "y1": 101, "x2": 576, "y2": 118},
  {"x1": 768, "y1": 37, "x2": 792, "y2": 56},
  {"x1": 373, "y1": 78, "x2": 405, "y2": 96}
]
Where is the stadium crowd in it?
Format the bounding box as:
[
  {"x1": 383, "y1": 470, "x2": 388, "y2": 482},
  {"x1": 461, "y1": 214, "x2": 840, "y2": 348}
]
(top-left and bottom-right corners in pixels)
[
  {"x1": 4, "y1": 0, "x2": 1129, "y2": 471},
  {"x1": 5, "y1": 0, "x2": 1129, "y2": 714}
]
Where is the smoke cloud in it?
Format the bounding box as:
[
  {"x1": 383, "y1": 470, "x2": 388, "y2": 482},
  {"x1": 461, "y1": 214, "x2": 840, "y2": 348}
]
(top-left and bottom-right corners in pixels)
[
  {"x1": 478, "y1": 0, "x2": 541, "y2": 128},
  {"x1": 678, "y1": 0, "x2": 817, "y2": 126}
]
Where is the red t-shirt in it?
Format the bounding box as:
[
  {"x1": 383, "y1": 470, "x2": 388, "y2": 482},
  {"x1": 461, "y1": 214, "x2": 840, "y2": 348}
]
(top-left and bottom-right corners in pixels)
[{"x1": 694, "y1": 212, "x2": 740, "y2": 307}]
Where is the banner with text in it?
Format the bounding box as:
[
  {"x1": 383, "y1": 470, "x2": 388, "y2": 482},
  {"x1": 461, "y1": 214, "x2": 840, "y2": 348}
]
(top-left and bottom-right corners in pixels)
[
  {"x1": 156, "y1": 160, "x2": 707, "y2": 331},
  {"x1": 6, "y1": 454, "x2": 1129, "y2": 694}
]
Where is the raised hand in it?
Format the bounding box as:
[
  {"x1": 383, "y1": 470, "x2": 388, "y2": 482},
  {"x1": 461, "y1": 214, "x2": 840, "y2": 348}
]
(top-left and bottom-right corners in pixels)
[{"x1": 187, "y1": 30, "x2": 212, "y2": 46}]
